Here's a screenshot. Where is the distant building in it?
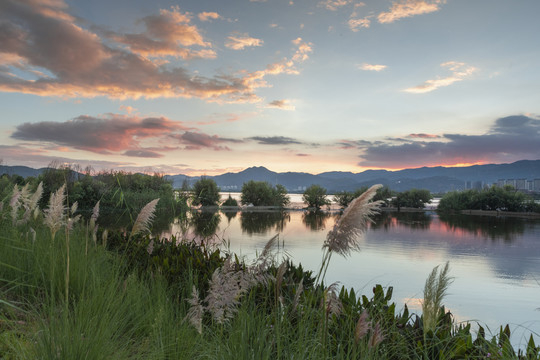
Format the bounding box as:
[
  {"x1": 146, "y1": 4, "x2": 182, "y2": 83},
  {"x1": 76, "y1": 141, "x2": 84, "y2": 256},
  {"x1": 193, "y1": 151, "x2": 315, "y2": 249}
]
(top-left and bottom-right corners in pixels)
[
  {"x1": 505, "y1": 179, "x2": 516, "y2": 188},
  {"x1": 472, "y1": 181, "x2": 483, "y2": 190},
  {"x1": 515, "y1": 179, "x2": 527, "y2": 190},
  {"x1": 497, "y1": 179, "x2": 505, "y2": 187},
  {"x1": 534, "y1": 179, "x2": 540, "y2": 192}
]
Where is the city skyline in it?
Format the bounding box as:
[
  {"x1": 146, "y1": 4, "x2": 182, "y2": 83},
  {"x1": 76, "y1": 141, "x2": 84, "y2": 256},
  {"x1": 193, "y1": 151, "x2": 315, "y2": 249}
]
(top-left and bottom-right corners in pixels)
[{"x1": 1, "y1": 0, "x2": 540, "y2": 176}]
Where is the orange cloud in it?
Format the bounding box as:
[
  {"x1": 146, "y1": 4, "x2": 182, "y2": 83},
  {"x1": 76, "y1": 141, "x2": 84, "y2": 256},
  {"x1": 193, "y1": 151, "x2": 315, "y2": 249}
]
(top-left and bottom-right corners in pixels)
[
  {"x1": 404, "y1": 61, "x2": 476, "y2": 93},
  {"x1": 225, "y1": 33, "x2": 264, "y2": 50},
  {"x1": 378, "y1": 0, "x2": 446, "y2": 24},
  {"x1": 198, "y1": 11, "x2": 221, "y2": 22},
  {"x1": 318, "y1": 0, "x2": 354, "y2": 11}
]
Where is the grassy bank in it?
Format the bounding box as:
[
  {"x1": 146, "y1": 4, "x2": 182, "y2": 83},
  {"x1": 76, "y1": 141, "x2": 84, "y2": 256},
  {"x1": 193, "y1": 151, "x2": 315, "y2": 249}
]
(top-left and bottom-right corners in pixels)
[{"x1": 1, "y1": 184, "x2": 539, "y2": 359}]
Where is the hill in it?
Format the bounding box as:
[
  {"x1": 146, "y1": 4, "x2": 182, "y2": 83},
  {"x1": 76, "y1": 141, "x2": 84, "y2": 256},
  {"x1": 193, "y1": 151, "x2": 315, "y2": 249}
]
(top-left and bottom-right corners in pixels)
[{"x1": 3, "y1": 160, "x2": 540, "y2": 193}]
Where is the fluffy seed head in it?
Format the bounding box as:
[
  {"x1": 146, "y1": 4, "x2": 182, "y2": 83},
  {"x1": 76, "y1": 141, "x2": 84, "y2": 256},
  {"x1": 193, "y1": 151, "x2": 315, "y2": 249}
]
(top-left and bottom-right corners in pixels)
[{"x1": 324, "y1": 184, "x2": 382, "y2": 257}]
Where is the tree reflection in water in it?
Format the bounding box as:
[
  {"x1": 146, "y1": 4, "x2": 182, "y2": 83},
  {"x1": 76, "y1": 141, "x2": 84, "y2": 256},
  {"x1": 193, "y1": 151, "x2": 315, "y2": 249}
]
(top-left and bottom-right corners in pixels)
[
  {"x1": 370, "y1": 211, "x2": 432, "y2": 231},
  {"x1": 302, "y1": 210, "x2": 333, "y2": 231},
  {"x1": 191, "y1": 210, "x2": 221, "y2": 239},
  {"x1": 240, "y1": 211, "x2": 290, "y2": 235},
  {"x1": 222, "y1": 210, "x2": 238, "y2": 224},
  {"x1": 438, "y1": 214, "x2": 526, "y2": 243}
]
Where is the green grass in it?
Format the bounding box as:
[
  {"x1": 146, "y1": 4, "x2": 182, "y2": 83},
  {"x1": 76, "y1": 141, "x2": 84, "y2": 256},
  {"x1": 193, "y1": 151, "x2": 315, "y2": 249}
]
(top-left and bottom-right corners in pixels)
[{"x1": 1, "y1": 183, "x2": 539, "y2": 359}]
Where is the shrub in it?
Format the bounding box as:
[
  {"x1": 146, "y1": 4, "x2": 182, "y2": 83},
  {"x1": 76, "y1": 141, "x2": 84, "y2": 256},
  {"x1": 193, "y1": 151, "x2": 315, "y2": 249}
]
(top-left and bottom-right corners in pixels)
[
  {"x1": 191, "y1": 177, "x2": 221, "y2": 207},
  {"x1": 302, "y1": 185, "x2": 330, "y2": 209},
  {"x1": 240, "y1": 181, "x2": 290, "y2": 207}
]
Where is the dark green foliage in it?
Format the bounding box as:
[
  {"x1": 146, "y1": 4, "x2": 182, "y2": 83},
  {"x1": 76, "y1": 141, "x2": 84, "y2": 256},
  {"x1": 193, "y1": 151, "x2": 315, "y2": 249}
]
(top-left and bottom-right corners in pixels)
[
  {"x1": 240, "y1": 181, "x2": 290, "y2": 207},
  {"x1": 105, "y1": 230, "x2": 226, "y2": 297},
  {"x1": 191, "y1": 177, "x2": 221, "y2": 207},
  {"x1": 392, "y1": 188, "x2": 433, "y2": 209},
  {"x1": 222, "y1": 194, "x2": 239, "y2": 207},
  {"x1": 302, "y1": 185, "x2": 331, "y2": 209},
  {"x1": 438, "y1": 185, "x2": 534, "y2": 213}
]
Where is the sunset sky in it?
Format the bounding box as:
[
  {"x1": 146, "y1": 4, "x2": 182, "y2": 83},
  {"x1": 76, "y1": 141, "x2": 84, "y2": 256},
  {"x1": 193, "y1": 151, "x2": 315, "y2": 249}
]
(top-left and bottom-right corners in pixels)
[{"x1": 1, "y1": 0, "x2": 539, "y2": 176}]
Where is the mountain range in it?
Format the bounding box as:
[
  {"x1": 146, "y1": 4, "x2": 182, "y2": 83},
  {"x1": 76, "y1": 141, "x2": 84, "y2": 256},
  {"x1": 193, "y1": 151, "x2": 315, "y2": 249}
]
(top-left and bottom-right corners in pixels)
[{"x1": 2, "y1": 160, "x2": 539, "y2": 193}]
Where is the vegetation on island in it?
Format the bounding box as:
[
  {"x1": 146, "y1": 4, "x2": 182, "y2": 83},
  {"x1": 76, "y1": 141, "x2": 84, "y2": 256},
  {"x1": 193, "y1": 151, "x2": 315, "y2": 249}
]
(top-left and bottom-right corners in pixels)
[
  {"x1": 190, "y1": 177, "x2": 221, "y2": 207},
  {"x1": 438, "y1": 185, "x2": 540, "y2": 214},
  {"x1": 240, "y1": 180, "x2": 290, "y2": 207},
  {"x1": 0, "y1": 178, "x2": 539, "y2": 359},
  {"x1": 303, "y1": 184, "x2": 331, "y2": 209}
]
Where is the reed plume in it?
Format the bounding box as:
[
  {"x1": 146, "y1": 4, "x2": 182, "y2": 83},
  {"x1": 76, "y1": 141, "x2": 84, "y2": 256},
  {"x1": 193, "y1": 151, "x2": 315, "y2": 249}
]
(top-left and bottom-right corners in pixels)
[
  {"x1": 205, "y1": 257, "x2": 252, "y2": 324},
  {"x1": 324, "y1": 184, "x2": 383, "y2": 257},
  {"x1": 322, "y1": 282, "x2": 343, "y2": 318},
  {"x1": 43, "y1": 184, "x2": 67, "y2": 240},
  {"x1": 185, "y1": 285, "x2": 204, "y2": 334},
  {"x1": 354, "y1": 310, "x2": 371, "y2": 344},
  {"x1": 90, "y1": 200, "x2": 100, "y2": 245},
  {"x1": 368, "y1": 322, "x2": 385, "y2": 348},
  {"x1": 130, "y1": 198, "x2": 159, "y2": 238},
  {"x1": 422, "y1": 261, "x2": 453, "y2": 335},
  {"x1": 317, "y1": 184, "x2": 382, "y2": 285}
]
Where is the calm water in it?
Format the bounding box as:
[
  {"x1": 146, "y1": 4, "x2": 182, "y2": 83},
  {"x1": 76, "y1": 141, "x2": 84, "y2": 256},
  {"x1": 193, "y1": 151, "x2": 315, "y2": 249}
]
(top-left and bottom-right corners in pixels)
[{"x1": 163, "y1": 209, "x2": 540, "y2": 347}]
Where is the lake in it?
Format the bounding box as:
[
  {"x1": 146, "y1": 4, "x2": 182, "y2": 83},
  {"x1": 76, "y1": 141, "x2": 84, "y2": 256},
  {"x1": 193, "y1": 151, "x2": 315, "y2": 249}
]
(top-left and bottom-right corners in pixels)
[{"x1": 162, "y1": 208, "x2": 540, "y2": 348}]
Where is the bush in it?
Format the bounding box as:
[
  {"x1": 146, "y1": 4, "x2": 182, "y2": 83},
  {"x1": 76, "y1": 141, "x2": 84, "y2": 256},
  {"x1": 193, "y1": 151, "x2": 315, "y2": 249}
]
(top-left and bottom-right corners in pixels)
[
  {"x1": 391, "y1": 189, "x2": 432, "y2": 209},
  {"x1": 438, "y1": 185, "x2": 534, "y2": 213},
  {"x1": 222, "y1": 194, "x2": 239, "y2": 207},
  {"x1": 240, "y1": 181, "x2": 290, "y2": 207},
  {"x1": 303, "y1": 185, "x2": 330, "y2": 209},
  {"x1": 191, "y1": 177, "x2": 221, "y2": 207}
]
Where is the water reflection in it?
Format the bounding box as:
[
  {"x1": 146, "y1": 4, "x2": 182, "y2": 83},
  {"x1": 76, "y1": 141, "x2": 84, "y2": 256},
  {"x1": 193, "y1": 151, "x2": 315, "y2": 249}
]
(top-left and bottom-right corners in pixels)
[
  {"x1": 240, "y1": 211, "x2": 291, "y2": 235},
  {"x1": 222, "y1": 210, "x2": 238, "y2": 224},
  {"x1": 438, "y1": 213, "x2": 525, "y2": 243},
  {"x1": 191, "y1": 210, "x2": 221, "y2": 238},
  {"x1": 370, "y1": 211, "x2": 432, "y2": 231},
  {"x1": 302, "y1": 210, "x2": 333, "y2": 231}
]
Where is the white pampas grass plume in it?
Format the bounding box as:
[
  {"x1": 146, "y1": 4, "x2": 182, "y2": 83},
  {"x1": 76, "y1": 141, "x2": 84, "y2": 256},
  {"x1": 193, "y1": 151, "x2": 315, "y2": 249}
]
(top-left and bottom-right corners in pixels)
[
  {"x1": 324, "y1": 184, "x2": 382, "y2": 257},
  {"x1": 43, "y1": 184, "x2": 67, "y2": 240},
  {"x1": 185, "y1": 285, "x2": 204, "y2": 334},
  {"x1": 10, "y1": 184, "x2": 21, "y2": 225},
  {"x1": 91, "y1": 200, "x2": 100, "y2": 223},
  {"x1": 131, "y1": 199, "x2": 159, "y2": 238},
  {"x1": 422, "y1": 261, "x2": 453, "y2": 334},
  {"x1": 90, "y1": 200, "x2": 100, "y2": 244},
  {"x1": 205, "y1": 258, "x2": 253, "y2": 324}
]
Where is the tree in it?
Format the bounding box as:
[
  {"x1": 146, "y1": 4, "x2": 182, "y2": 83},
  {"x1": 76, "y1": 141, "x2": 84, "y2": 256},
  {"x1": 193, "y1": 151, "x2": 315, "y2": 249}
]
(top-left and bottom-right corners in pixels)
[
  {"x1": 240, "y1": 181, "x2": 290, "y2": 207},
  {"x1": 391, "y1": 189, "x2": 432, "y2": 210},
  {"x1": 191, "y1": 177, "x2": 220, "y2": 207},
  {"x1": 222, "y1": 194, "x2": 239, "y2": 207},
  {"x1": 303, "y1": 185, "x2": 331, "y2": 209},
  {"x1": 333, "y1": 187, "x2": 369, "y2": 208}
]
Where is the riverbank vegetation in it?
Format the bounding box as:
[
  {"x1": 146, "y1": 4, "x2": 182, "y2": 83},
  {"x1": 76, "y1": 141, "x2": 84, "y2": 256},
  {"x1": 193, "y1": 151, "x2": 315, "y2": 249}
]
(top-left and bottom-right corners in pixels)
[
  {"x1": 1, "y1": 182, "x2": 539, "y2": 359},
  {"x1": 438, "y1": 185, "x2": 540, "y2": 214}
]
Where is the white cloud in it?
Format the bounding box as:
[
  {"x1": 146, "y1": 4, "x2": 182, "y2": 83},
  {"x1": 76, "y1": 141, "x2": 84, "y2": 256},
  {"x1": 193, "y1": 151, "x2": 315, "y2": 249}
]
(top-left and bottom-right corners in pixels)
[
  {"x1": 404, "y1": 61, "x2": 476, "y2": 93},
  {"x1": 358, "y1": 63, "x2": 387, "y2": 71}
]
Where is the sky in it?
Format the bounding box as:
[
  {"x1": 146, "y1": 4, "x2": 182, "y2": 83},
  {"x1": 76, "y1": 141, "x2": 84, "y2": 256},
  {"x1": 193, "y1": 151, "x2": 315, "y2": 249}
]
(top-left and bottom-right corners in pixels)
[{"x1": 1, "y1": 0, "x2": 540, "y2": 176}]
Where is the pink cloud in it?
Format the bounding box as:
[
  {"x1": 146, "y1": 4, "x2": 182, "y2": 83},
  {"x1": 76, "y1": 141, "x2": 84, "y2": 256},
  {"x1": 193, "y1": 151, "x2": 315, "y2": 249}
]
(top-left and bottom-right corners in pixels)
[{"x1": 11, "y1": 114, "x2": 188, "y2": 154}]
